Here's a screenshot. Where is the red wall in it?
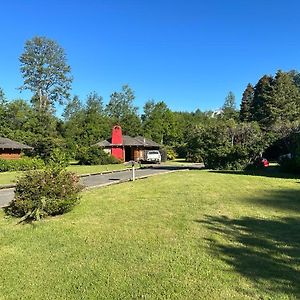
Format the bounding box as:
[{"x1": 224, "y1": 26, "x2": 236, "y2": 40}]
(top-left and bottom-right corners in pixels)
[{"x1": 111, "y1": 125, "x2": 124, "y2": 161}]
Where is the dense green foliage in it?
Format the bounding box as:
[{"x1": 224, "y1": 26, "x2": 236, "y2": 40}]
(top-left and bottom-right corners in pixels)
[
  {"x1": 19, "y1": 36, "x2": 72, "y2": 112},
  {"x1": 77, "y1": 146, "x2": 120, "y2": 165},
  {"x1": 0, "y1": 157, "x2": 45, "y2": 172},
  {"x1": 187, "y1": 121, "x2": 264, "y2": 169},
  {"x1": 6, "y1": 154, "x2": 82, "y2": 221}
]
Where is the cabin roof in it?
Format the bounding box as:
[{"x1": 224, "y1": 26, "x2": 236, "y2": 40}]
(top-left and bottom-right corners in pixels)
[
  {"x1": 94, "y1": 135, "x2": 160, "y2": 148},
  {"x1": 0, "y1": 137, "x2": 33, "y2": 150}
]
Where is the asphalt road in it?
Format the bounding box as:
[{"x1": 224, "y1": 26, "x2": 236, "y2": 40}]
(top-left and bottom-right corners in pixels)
[{"x1": 0, "y1": 165, "x2": 203, "y2": 208}]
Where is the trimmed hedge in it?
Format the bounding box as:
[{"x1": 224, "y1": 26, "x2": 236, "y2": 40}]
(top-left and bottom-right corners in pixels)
[{"x1": 0, "y1": 157, "x2": 45, "y2": 172}]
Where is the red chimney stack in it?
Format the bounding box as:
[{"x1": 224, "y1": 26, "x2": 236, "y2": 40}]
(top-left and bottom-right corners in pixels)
[{"x1": 111, "y1": 125, "x2": 124, "y2": 161}]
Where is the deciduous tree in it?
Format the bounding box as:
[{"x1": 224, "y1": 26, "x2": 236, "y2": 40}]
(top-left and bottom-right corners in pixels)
[{"x1": 19, "y1": 36, "x2": 72, "y2": 112}]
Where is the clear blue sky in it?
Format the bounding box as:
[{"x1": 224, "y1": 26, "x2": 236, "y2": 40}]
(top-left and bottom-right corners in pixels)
[{"x1": 0, "y1": 0, "x2": 299, "y2": 113}]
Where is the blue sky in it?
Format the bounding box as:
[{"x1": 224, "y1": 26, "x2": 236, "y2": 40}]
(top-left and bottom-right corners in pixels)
[{"x1": 0, "y1": 0, "x2": 299, "y2": 113}]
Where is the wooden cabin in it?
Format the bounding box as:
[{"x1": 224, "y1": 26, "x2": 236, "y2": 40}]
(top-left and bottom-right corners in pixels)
[
  {"x1": 94, "y1": 126, "x2": 160, "y2": 162},
  {"x1": 0, "y1": 137, "x2": 33, "y2": 160}
]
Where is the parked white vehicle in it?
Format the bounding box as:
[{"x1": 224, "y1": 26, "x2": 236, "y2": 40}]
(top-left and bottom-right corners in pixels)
[{"x1": 144, "y1": 150, "x2": 161, "y2": 163}]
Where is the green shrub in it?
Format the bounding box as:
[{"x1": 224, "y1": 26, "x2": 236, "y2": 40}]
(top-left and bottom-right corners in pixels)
[
  {"x1": 77, "y1": 146, "x2": 121, "y2": 165},
  {"x1": 166, "y1": 147, "x2": 177, "y2": 160},
  {"x1": 186, "y1": 149, "x2": 203, "y2": 163},
  {"x1": 7, "y1": 169, "x2": 82, "y2": 221},
  {"x1": 186, "y1": 121, "x2": 265, "y2": 170},
  {"x1": 0, "y1": 157, "x2": 45, "y2": 172}
]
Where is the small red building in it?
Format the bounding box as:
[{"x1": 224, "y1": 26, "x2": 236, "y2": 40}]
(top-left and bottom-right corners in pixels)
[
  {"x1": 95, "y1": 125, "x2": 160, "y2": 162},
  {"x1": 0, "y1": 137, "x2": 33, "y2": 160}
]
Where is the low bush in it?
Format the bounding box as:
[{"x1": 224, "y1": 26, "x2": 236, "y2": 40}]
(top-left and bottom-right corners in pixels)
[
  {"x1": 0, "y1": 157, "x2": 45, "y2": 172},
  {"x1": 77, "y1": 146, "x2": 121, "y2": 165},
  {"x1": 159, "y1": 146, "x2": 177, "y2": 161},
  {"x1": 186, "y1": 149, "x2": 203, "y2": 163},
  {"x1": 166, "y1": 147, "x2": 177, "y2": 160},
  {"x1": 6, "y1": 153, "x2": 82, "y2": 221}
]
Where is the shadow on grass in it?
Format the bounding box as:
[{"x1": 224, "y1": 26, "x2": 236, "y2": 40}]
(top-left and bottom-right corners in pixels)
[
  {"x1": 209, "y1": 165, "x2": 300, "y2": 180},
  {"x1": 196, "y1": 189, "x2": 300, "y2": 297}
]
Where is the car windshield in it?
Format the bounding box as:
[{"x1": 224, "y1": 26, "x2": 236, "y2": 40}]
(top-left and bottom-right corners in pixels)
[{"x1": 148, "y1": 151, "x2": 159, "y2": 154}]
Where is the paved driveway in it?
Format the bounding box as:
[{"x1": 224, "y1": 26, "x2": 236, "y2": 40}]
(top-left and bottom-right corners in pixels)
[{"x1": 0, "y1": 164, "x2": 204, "y2": 208}]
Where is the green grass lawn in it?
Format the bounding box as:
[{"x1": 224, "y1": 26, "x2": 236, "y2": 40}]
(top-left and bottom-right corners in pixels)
[
  {"x1": 0, "y1": 164, "x2": 131, "y2": 185},
  {"x1": 1, "y1": 170, "x2": 300, "y2": 299},
  {"x1": 67, "y1": 163, "x2": 131, "y2": 175},
  {"x1": 0, "y1": 171, "x2": 22, "y2": 185}
]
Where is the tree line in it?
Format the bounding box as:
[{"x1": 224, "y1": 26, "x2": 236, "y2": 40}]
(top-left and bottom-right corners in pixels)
[{"x1": 1, "y1": 36, "x2": 300, "y2": 169}]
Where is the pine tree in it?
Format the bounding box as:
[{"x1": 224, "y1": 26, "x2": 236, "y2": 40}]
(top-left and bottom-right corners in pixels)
[
  {"x1": 222, "y1": 91, "x2": 237, "y2": 120},
  {"x1": 251, "y1": 75, "x2": 274, "y2": 126},
  {"x1": 239, "y1": 83, "x2": 254, "y2": 122},
  {"x1": 268, "y1": 70, "x2": 300, "y2": 123}
]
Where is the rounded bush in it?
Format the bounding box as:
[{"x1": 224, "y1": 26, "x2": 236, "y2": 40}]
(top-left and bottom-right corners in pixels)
[{"x1": 7, "y1": 169, "x2": 82, "y2": 221}]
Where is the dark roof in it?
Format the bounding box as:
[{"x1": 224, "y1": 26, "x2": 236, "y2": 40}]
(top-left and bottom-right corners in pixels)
[
  {"x1": 134, "y1": 136, "x2": 161, "y2": 147},
  {"x1": 94, "y1": 139, "x2": 111, "y2": 147},
  {"x1": 0, "y1": 137, "x2": 33, "y2": 150},
  {"x1": 94, "y1": 135, "x2": 160, "y2": 148}
]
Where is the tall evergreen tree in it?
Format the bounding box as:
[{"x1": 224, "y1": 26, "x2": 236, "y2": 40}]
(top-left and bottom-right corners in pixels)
[
  {"x1": 268, "y1": 70, "x2": 300, "y2": 123},
  {"x1": 251, "y1": 75, "x2": 274, "y2": 125},
  {"x1": 0, "y1": 87, "x2": 6, "y2": 104},
  {"x1": 222, "y1": 91, "x2": 237, "y2": 120},
  {"x1": 239, "y1": 83, "x2": 254, "y2": 122}
]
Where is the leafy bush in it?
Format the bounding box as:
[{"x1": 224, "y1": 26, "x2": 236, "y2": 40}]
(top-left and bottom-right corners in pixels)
[
  {"x1": 0, "y1": 157, "x2": 45, "y2": 172},
  {"x1": 77, "y1": 146, "x2": 121, "y2": 165},
  {"x1": 6, "y1": 152, "x2": 82, "y2": 221},
  {"x1": 186, "y1": 149, "x2": 203, "y2": 163},
  {"x1": 186, "y1": 121, "x2": 266, "y2": 170},
  {"x1": 166, "y1": 147, "x2": 177, "y2": 160}
]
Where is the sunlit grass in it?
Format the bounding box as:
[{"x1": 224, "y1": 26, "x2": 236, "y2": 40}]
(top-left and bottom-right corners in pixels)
[{"x1": 1, "y1": 170, "x2": 300, "y2": 299}]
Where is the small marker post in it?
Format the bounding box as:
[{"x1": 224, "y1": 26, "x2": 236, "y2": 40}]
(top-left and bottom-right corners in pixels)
[{"x1": 132, "y1": 161, "x2": 135, "y2": 181}]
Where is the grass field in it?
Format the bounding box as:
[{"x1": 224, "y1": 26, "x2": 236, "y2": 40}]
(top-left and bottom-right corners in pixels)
[{"x1": 1, "y1": 170, "x2": 300, "y2": 299}]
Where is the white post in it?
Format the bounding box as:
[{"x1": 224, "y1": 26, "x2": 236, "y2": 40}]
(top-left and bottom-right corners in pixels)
[{"x1": 132, "y1": 164, "x2": 135, "y2": 181}]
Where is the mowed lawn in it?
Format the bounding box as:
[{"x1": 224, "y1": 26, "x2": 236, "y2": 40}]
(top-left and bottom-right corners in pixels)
[{"x1": 1, "y1": 171, "x2": 300, "y2": 299}]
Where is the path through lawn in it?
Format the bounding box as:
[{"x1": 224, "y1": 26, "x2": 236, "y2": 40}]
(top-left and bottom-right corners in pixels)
[{"x1": 0, "y1": 170, "x2": 300, "y2": 299}]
